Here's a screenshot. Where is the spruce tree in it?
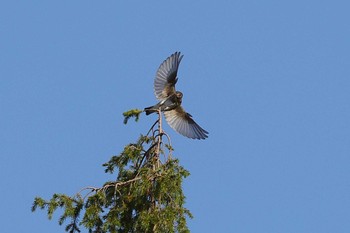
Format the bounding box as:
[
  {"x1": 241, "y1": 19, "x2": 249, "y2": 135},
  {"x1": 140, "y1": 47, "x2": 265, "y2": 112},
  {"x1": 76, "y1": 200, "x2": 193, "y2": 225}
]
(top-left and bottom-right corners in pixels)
[{"x1": 32, "y1": 109, "x2": 192, "y2": 233}]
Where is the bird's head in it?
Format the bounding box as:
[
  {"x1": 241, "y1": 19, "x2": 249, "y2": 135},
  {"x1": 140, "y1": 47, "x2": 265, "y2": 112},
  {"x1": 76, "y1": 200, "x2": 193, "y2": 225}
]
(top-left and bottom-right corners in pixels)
[
  {"x1": 176, "y1": 91, "x2": 183, "y2": 99},
  {"x1": 176, "y1": 91, "x2": 183, "y2": 104}
]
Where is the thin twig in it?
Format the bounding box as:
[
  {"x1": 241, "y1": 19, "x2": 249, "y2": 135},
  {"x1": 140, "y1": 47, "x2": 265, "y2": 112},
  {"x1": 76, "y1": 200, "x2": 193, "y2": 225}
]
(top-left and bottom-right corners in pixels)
[
  {"x1": 73, "y1": 109, "x2": 173, "y2": 203},
  {"x1": 146, "y1": 119, "x2": 159, "y2": 137},
  {"x1": 155, "y1": 109, "x2": 163, "y2": 169}
]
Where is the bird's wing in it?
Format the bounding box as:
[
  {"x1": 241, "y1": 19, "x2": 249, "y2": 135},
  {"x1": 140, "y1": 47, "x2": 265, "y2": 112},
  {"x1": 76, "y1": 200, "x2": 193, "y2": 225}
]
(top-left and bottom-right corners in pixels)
[
  {"x1": 164, "y1": 106, "x2": 208, "y2": 140},
  {"x1": 154, "y1": 52, "x2": 183, "y2": 101}
]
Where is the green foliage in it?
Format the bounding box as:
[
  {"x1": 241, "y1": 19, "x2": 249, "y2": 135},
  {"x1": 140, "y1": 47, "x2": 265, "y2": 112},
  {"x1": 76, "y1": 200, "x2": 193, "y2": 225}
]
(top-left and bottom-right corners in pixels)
[
  {"x1": 32, "y1": 110, "x2": 192, "y2": 233},
  {"x1": 123, "y1": 109, "x2": 143, "y2": 124},
  {"x1": 32, "y1": 194, "x2": 83, "y2": 232}
]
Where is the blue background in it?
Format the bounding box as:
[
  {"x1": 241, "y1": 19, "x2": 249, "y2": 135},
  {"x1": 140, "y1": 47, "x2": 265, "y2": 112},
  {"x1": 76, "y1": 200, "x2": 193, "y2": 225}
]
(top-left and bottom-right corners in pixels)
[{"x1": 1, "y1": 1, "x2": 350, "y2": 232}]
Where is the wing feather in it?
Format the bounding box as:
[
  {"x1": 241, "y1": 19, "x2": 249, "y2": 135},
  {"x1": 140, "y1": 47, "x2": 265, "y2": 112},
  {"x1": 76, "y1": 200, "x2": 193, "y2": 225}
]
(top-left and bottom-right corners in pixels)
[
  {"x1": 164, "y1": 106, "x2": 208, "y2": 140},
  {"x1": 154, "y1": 52, "x2": 183, "y2": 100}
]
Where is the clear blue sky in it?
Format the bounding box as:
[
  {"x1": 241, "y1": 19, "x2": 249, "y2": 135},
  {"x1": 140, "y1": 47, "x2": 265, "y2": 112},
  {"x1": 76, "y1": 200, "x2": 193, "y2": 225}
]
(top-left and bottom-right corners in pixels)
[{"x1": 1, "y1": 1, "x2": 350, "y2": 232}]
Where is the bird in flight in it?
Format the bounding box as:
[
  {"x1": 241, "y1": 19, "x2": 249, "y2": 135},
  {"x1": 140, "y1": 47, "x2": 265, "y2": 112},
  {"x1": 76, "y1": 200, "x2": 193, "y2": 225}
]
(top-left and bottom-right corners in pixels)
[{"x1": 144, "y1": 52, "x2": 208, "y2": 140}]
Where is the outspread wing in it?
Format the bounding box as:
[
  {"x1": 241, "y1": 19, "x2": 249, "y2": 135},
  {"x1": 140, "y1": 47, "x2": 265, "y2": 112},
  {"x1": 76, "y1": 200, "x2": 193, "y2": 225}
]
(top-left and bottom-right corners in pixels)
[
  {"x1": 154, "y1": 52, "x2": 183, "y2": 101},
  {"x1": 164, "y1": 106, "x2": 209, "y2": 140}
]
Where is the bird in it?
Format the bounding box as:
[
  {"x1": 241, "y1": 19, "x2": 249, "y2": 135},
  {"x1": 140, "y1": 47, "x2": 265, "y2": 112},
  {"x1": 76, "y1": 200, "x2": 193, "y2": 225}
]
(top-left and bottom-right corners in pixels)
[{"x1": 144, "y1": 52, "x2": 208, "y2": 140}]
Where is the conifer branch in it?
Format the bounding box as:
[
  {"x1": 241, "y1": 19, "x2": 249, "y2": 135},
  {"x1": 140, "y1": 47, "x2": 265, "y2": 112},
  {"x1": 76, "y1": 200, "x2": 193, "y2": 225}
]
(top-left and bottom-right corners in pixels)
[{"x1": 32, "y1": 109, "x2": 191, "y2": 233}]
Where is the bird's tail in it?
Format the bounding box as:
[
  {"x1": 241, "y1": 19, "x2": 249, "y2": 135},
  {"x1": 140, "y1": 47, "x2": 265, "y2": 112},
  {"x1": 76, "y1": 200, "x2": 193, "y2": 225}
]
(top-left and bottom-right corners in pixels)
[{"x1": 144, "y1": 106, "x2": 157, "y2": 115}]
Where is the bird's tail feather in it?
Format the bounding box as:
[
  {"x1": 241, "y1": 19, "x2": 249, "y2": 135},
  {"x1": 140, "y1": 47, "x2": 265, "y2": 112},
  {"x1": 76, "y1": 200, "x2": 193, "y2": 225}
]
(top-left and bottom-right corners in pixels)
[{"x1": 144, "y1": 106, "x2": 157, "y2": 115}]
